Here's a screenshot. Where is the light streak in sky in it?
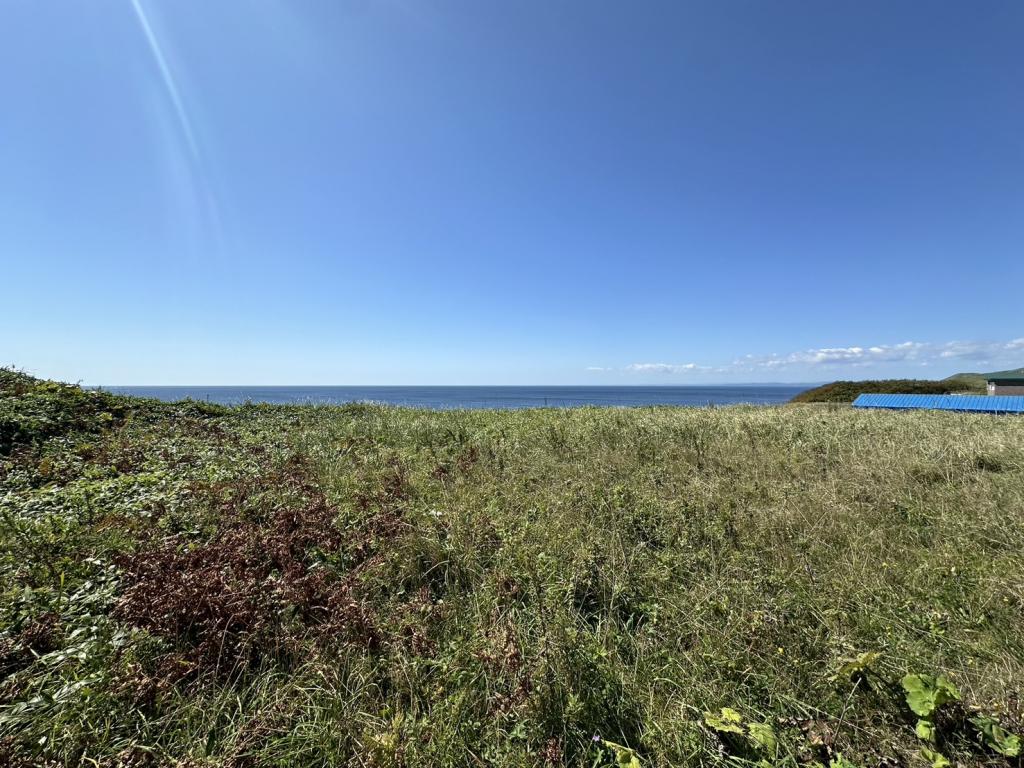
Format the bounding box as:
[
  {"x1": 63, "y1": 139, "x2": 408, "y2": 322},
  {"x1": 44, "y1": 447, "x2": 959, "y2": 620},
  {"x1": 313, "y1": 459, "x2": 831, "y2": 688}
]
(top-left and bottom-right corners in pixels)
[{"x1": 129, "y1": 0, "x2": 223, "y2": 251}]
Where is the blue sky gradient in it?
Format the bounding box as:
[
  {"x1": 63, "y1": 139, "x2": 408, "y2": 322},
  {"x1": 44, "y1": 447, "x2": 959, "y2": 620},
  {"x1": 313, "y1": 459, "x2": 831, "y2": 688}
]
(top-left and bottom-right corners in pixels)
[{"x1": 2, "y1": 1, "x2": 1022, "y2": 384}]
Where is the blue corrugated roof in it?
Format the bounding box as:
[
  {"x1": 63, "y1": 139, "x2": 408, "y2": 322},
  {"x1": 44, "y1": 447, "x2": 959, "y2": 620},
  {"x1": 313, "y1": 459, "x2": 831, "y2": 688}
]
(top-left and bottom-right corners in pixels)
[{"x1": 852, "y1": 394, "x2": 1024, "y2": 413}]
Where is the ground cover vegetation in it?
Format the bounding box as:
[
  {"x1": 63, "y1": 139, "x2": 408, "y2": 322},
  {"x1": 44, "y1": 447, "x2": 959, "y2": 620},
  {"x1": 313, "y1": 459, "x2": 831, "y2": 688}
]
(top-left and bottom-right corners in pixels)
[{"x1": 1, "y1": 368, "x2": 1022, "y2": 767}]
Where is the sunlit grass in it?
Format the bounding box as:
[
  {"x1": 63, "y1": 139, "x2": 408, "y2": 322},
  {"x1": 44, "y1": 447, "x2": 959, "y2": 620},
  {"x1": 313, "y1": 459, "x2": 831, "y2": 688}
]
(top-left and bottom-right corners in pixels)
[{"x1": 1, "y1": 369, "x2": 1022, "y2": 766}]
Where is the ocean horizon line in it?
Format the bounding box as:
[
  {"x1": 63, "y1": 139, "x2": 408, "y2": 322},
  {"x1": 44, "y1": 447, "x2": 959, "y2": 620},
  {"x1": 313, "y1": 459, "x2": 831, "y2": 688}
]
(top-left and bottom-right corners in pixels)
[
  {"x1": 90, "y1": 382, "x2": 824, "y2": 389},
  {"x1": 90, "y1": 383, "x2": 816, "y2": 409}
]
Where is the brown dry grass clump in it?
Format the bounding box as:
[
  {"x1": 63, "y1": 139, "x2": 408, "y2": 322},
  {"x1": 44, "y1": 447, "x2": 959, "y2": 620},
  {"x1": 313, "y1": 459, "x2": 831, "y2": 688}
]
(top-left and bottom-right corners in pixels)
[{"x1": 114, "y1": 456, "x2": 383, "y2": 681}]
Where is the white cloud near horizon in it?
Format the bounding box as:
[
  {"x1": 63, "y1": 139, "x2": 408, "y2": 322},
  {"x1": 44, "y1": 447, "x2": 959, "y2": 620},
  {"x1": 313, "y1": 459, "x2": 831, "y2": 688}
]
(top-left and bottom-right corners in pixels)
[
  {"x1": 624, "y1": 362, "x2": 707, "y2": 374},
  {"x1": 595, "y1": 337, "x2": 1024, "y2": 375}
]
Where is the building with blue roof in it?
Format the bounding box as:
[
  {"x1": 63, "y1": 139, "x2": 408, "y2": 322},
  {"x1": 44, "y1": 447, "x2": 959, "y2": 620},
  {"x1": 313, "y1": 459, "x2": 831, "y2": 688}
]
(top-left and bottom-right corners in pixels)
[{"x1": 852, "y1": 394, "x2": 1024, "y2": 414}]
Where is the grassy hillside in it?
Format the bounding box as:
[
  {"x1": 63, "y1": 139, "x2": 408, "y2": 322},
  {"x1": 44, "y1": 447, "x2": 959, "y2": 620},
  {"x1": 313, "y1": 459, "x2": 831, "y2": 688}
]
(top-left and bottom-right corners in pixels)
[
  {"x1": 2, "y1": 370, "x2": 1023, "y2": 767},
  {"x1": 790, "y1": 379, "x2": 984, "y2": 403},
  {"x1": 945, "y1": 368, "x2": 1024, "y2": 391}
]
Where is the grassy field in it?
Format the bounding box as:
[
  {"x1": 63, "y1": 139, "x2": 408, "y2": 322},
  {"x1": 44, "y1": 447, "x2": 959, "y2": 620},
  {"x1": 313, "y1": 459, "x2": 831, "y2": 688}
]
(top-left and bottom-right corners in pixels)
[{"x1": 2, "y1": 370, "x2": 1023, "y2": 767}]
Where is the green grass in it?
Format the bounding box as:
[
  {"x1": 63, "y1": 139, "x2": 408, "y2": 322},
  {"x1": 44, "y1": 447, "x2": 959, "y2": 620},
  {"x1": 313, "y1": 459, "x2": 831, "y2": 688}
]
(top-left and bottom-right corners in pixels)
[{"x1": 2, "y1": 369, "x2": 1023, "y2": 767}]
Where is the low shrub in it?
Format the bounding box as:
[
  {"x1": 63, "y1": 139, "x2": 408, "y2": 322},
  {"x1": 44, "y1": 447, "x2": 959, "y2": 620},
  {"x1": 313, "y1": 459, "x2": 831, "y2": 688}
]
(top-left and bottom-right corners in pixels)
[{"x1": 790, "y1": 379, "x2": 982, "y2": 403}]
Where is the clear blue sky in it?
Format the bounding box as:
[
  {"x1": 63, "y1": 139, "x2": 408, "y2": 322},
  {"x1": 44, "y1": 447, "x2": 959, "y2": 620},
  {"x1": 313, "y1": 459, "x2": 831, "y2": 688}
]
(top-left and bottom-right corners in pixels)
[{"x1": 2, "y1": 1, "x2": 1022, "y2": 384}]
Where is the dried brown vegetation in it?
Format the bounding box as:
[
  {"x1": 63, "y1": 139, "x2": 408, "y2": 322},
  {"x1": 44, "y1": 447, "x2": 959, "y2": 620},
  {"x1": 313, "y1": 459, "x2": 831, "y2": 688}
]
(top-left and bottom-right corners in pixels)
[{"x1": 115, "y1": 456, "x2": 388, "y2": 680}]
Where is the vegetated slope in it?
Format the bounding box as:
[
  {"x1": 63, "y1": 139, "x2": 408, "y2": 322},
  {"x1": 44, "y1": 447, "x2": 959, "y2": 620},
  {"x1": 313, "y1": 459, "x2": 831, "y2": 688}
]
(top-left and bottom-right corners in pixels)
[
  {"x1": 790, "y1": 378, "x2": 983, "y2": 403},
  {"x1": 2, "y1": 369, "x2": 1023, "y2": 767},
  {"x1": 945, "y1": 367, "x2": 1024, "y2": 391},
  {"x1": 0, "y1": 368, "x2": 226, "y2": 455}
]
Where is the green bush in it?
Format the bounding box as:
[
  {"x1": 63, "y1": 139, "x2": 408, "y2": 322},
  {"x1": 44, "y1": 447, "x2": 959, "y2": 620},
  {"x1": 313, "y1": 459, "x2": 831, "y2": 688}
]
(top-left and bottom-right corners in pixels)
[{"x1": 790, "y1": 379, "x2": 982, "y2": 403}]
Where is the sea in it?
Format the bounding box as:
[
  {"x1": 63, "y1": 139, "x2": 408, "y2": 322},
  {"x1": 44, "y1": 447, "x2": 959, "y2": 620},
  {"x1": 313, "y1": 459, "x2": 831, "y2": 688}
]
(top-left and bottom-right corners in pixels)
[{"x1": 99, "y1": 385, "x2": 811, "y2": 410}]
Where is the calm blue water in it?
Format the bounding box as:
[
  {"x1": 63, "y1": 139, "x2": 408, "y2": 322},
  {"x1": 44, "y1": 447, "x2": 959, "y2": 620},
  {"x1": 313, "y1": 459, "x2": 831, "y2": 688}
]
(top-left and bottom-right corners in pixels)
[{"x1": 100, "y1": 385, "x2": 811, "y2": 409}]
